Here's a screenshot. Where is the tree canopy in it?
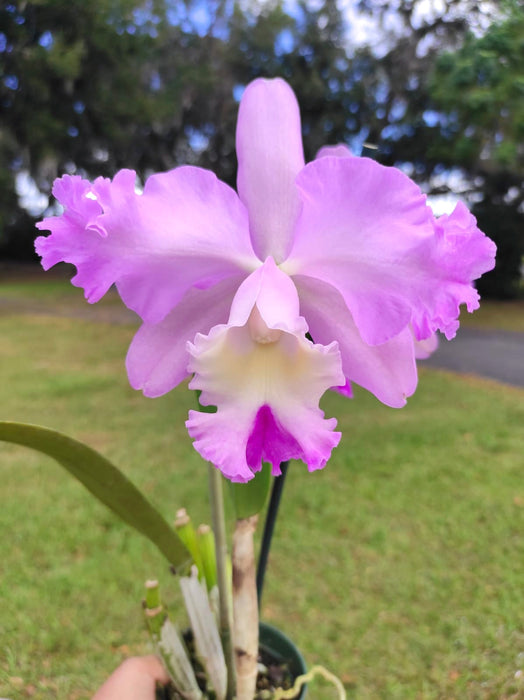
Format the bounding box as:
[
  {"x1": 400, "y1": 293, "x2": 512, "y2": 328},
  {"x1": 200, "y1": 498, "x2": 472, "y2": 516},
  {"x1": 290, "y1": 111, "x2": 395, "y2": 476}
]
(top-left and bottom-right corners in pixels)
[
  {"x1": 429, "y1": 2, "x2": 524, "y2": 297},
  {"x1": 1, "y1": 0, "x2": 521, "y2": 295}
]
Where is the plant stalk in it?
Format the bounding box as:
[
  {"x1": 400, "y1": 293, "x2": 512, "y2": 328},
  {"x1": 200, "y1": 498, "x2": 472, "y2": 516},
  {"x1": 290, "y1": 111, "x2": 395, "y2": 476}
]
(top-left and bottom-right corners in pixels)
[
  {"x1": 256, "y1": 461, "x2": 289, "y2": 606},
  {"x1": 208, "y1": 463, "x2": 236, "y2": 700},
  {"x1": 232, "y1": 514, "x2": 259, "y2": 700}
]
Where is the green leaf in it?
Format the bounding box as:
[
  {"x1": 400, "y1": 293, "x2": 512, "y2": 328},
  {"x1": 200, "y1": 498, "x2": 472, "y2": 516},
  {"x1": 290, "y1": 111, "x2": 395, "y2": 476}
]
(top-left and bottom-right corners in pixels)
[
  {"x1": 0, "y1": 421, "x2": 191, "y2": 572},
  {"x1": 229, "y1": 462, "x2": 272, "y2": 519}
]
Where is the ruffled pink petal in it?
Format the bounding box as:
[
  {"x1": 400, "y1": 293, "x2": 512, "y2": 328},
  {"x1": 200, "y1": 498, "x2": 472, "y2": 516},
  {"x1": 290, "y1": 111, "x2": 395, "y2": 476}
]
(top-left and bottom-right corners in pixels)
[
  {"x1": 126, "y1": 275, "x2": 243, "y2": 397},
  {"x1": 36, "y1": 167, "x2": 258, "y2": 323},
  {"x1": 186, "y1": 405, "x2": 256, "y2": 482},
  {"x1": 284, "y1": 156, "x2": 432, "y2": 345},
  {"x1": 411, "y1": 202, "x2": 496, "y2": 341},
  {"x1": 284, "y1": 156, "x2": 495, "y2": 346},
  {"x1": 36, "y1": 174, "x2": 118, "y2": 302},
  {"x1": 236, "y1": 78, "x2": 305, "y2": 264},
  {"x1": 186, "y1": 315, "x2": 344, "y2": 482},
  {"x1": 294, "y1": 275, "x2": 418, "y2": 408}
]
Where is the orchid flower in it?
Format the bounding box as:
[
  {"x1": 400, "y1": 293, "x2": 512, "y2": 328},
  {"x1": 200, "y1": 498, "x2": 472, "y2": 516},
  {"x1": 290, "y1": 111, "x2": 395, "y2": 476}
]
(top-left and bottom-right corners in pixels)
[{"x1": 36, "y1": 78, "x2": 496, "y2": 483}]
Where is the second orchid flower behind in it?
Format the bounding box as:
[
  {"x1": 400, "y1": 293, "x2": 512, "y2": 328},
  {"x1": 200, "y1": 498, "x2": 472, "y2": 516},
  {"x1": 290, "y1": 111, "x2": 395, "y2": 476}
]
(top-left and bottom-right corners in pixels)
[{"x1": 36, "y1": 77, "x2": 496, "y2": 483}]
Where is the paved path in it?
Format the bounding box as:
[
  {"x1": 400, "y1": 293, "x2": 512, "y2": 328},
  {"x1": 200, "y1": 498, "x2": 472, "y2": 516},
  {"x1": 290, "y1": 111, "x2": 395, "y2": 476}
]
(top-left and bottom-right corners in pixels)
[{"x1": 424, "y1": 327, "x2": 524, "y2": 388}]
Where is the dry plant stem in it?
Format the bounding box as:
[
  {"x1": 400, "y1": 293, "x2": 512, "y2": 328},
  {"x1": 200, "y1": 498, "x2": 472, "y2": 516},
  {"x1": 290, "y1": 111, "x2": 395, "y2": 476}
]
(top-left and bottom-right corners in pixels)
[
  {"x1": 208, "y1": 464, "x2": 236, "y2": 700},
  {"x1": 232, "y1": 514, "x2": 259, "y2": 700}
]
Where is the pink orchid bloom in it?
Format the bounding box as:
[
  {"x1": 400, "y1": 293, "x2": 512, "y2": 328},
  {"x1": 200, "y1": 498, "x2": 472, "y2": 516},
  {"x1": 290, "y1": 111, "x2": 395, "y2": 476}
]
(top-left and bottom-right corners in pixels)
[{"x1": 35, "y1": 78, "x2": 496, "y2": 482}]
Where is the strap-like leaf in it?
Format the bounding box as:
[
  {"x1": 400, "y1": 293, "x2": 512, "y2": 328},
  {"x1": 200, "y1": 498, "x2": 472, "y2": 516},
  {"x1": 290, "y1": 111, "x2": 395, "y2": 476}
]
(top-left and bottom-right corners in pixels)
[{"x1": 0, "y1": 421, "x2": 191, "y2": 572}]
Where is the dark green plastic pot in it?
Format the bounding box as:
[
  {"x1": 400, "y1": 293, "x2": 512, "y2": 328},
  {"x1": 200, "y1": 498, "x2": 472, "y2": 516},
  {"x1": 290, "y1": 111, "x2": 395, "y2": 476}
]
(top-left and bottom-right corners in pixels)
[
  {"x1": 259, "y1": 621, "x2": 307, "y2": 698},
  {"x1": 158, "y1": 623, "x2": 307, "y2": 699}
]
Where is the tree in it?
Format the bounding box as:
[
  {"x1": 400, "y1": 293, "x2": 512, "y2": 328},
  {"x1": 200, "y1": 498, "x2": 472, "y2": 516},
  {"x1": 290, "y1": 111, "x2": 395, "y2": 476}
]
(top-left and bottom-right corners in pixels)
[
  {"x1": 228, "y1": 0, "x2": 359, "y2": 161},
  {"x1": 429, "y1": 2, "x2": 524, "y2": 297},
  {"x1": 0, "y1": 0, "x2": 358, "y2": 261},
  {"x1": 430, "y1": 2, "x2": 524, "y2": 181},
  {"x1": 3, "y1": 0, "x2": 520, "y2": 298},
  {"x1": 0, "y1": 0, "x2": 166, "y2": 258},
  {"x1": 346, "y1": 0, "x2": 522, "y2": 297}
]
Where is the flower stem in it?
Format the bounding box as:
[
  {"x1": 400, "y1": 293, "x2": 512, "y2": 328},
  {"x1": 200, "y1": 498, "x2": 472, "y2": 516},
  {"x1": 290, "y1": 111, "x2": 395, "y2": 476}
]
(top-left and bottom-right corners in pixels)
[
  {"x1": 232, "y1": 514, "x2": 259, "y2": 700},
  {"x1": 208, "y1": 463, "x2": 236, "y2": 700},
  {"x1": 256, "y1": 461, "x2": 289, "y2": 606}
]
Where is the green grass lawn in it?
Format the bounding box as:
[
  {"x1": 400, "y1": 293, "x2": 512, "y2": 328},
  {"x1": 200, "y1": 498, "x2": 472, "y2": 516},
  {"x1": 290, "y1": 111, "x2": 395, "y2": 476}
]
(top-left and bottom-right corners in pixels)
[
  {"x1": 2, "y1": 265, "x2": 524, "y2": 332},
  {"x1": 459, "y1": 298, "x2": 524, "y2": 333},
  {"x1": 0, "y1": 279, "x2": 523, "y2": 699}
]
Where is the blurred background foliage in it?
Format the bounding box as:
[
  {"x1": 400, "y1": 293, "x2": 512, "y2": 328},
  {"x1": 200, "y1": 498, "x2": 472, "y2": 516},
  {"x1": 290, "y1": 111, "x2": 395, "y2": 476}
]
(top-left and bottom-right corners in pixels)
[{"x1": 0, "y1": 0, "x2": 522, "y2": 297}]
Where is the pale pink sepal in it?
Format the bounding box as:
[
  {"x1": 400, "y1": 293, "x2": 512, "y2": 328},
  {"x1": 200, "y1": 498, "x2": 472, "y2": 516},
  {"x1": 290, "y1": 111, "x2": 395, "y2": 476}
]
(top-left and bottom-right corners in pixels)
[
  {"x1": 126, "y1": 275, "x2": 243, "y2": 397},
  {"x1": 236, "y1": 78, "x2": 305, "y2": 264}
]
